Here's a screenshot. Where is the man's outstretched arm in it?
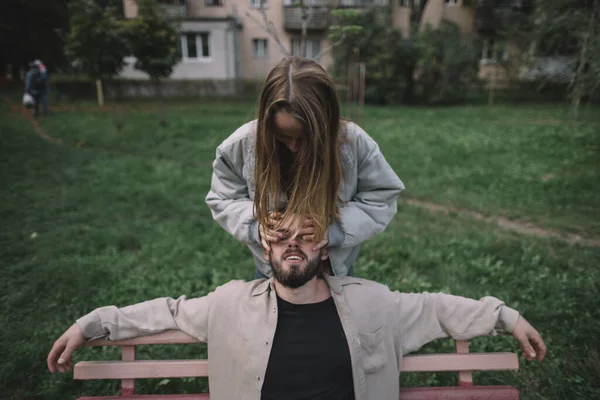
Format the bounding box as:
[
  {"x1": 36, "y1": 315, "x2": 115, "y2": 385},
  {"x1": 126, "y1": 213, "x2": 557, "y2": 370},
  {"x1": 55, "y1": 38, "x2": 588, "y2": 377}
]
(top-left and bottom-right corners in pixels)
[
  {"x1": 47, "y1": 280, "x2": 236, "y2": 374},
  {"x1": 395, "y1": 292, "x2": 546, "y2": 362}
]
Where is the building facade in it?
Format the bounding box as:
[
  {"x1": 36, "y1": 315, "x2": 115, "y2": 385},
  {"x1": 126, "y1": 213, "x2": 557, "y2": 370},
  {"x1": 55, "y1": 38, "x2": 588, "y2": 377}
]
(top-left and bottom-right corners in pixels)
[{"x1": 121, "y1": 0, "x2": 522, "y2": 82}]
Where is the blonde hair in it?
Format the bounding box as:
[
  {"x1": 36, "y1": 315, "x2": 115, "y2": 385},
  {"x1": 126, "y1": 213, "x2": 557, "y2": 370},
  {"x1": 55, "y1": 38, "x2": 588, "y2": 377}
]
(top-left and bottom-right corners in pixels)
[{"x1": 254, "y1": 56, "x2": 342, "y2": 242}]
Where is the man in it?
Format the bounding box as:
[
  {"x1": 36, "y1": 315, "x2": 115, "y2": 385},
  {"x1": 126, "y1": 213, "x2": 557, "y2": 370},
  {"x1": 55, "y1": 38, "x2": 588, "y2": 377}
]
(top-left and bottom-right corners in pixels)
[
  {"x1": 24, "y1": 60, "x2": 49, "y2": 117},
  {"x1": 48, "y1": 217, "x2": 546, "y2": 400}
]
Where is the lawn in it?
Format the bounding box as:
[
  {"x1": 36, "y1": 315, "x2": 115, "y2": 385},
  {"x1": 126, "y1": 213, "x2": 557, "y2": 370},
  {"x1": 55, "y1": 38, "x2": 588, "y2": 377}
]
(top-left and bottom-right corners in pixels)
[{"x1": 1, "y1": 98, "x2": 599, "y2": 400}]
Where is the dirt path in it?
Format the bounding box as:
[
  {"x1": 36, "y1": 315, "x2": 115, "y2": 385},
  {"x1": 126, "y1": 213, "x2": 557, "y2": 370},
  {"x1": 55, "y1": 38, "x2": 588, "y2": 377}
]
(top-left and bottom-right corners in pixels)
[
  {"x1": 3, "y1": 96, "x2": 212, "y2": 167},
  {"x1": 4, "y1": 96, "x2": 63, "y2": 144},
  {"x1": 5, "y1": 96, "x2": 599, "y2": 248},
  {"x1": 406, "y1": 199, "x2": 600, "y2": 247}
]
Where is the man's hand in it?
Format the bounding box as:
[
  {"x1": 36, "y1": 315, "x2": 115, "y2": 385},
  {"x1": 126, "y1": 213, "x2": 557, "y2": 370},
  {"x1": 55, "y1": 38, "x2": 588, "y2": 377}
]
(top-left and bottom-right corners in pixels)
[
  {"x1": 47, "y1": 323, "x2": 86, "y2": 373},
  {"x1": 511, "y1": 316, "x2": 546, "y2": 362},
  {"x1": 259, "y1": 212, "x2": 283, "y2": 253}
]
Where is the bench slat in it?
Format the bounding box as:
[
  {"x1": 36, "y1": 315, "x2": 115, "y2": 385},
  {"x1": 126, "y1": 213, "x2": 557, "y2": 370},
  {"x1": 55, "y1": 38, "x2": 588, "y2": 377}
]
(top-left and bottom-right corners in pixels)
[
  {"x1": 76, "y1": 387, "x2": 518, "y2": 400},
  {"x1": 402, "y1": 352, "x2": 518, "y2": 372},
  {"x1": 77, "y1": 386, "x2": 519, "y2": 400},
  {"x1": 74, "y1": 360, "x2": 209, "y2": 380},
  {"x1": 74, "y1": 352, "x2": 517, "y2": 381},
  {"x1": 399, "y1": 386, "x2": 519, "y2": 399},
  {"x1": 78, "y1": 395, "x2": 209, "y2": 400}
]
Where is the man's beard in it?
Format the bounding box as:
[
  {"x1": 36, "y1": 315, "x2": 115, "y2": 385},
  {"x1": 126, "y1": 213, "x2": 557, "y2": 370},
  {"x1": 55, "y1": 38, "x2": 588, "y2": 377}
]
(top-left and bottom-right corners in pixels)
[{"x1": 271, "y1": 251, "x2": 323, "y2": 289}]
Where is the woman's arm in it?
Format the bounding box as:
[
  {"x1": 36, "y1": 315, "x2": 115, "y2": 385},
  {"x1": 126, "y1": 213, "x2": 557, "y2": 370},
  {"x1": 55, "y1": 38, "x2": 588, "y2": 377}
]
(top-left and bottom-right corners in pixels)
[
  {"x1": 329, "y1": 131, "x2": 404, "y2": 248},
  {"x1": 205, "y1": 148, "x2": 260, "y2": 245}
]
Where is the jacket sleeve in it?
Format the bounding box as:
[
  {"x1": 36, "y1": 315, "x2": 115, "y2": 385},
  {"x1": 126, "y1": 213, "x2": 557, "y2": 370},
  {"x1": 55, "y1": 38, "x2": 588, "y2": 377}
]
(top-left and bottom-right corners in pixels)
[
  {"x1": 395, "y1": 292, "x2": 520, "y2": 355},
  {"x1": 205, "y1": 148, "x2": 260, "y2": 245},
  {"x1": 74, "y1": 283, "x2": 237, "y2": 343},
  {"x1": 328, "y1": 131, "x2": 405, "y2": 248}
]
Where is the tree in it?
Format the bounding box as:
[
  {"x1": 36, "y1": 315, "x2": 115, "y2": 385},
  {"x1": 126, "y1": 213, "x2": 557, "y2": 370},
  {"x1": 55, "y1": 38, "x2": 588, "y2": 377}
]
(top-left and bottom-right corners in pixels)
[
  {"x1": 65, "y1": 0, "x2": 128, "y2": 106},
  {"x1": 511, "y1": 0, "x2": 600, "y2": 120},
  {"x1": 125, "y1": 0, "x2": 181, "y2": 126},
  {"x1": 329, "y1": 2, "x2": 478, "y2": 105},
  {"x1": 416, "y1": 21, "x2": 479, "y2": 105},
  {"x1": 329, "y1": 8, "x2": 409, "y2": 104}
]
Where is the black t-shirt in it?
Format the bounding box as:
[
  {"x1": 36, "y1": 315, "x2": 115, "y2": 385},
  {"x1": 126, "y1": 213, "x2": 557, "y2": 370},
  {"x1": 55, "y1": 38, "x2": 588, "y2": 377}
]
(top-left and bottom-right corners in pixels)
[{"x1": 261, "y1": 295, "x2": 355, "y2": 400}]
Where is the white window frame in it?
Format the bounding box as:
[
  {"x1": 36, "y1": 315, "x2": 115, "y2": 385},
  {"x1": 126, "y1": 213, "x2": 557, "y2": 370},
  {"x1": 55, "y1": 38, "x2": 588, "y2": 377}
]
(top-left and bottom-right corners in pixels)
[
  {"x1": 445, "y1": 0, "x2": 458, "y2": 6},
  {"x1": 181, "y1": 32, "x2": 212, "y2": 62},
  {"x1": 252, "y1": 38, "x2": 269, "y2": 59},
  {"x1": 480, "y1": 38, "x2": 508, "y2": 65},
  {"x1": 250, "y1": 0, "x2": 267, "y2": 8},
  {"x1": 290, "y1": 38, "x2": 322, "y2": 60}
]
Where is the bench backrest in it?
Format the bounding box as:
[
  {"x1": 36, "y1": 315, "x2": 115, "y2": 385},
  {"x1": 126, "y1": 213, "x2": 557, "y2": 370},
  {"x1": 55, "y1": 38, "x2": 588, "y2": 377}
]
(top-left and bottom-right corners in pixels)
[{"x1": 75, "y1": 331, "x2": 519, "y2": 396}]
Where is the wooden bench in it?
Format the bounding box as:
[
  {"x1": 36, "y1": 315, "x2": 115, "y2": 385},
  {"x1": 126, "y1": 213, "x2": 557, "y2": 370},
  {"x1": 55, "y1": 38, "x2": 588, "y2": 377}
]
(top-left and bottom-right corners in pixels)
[{"x1": 75, "y1": 331, "x2": 520, "y2": 400}]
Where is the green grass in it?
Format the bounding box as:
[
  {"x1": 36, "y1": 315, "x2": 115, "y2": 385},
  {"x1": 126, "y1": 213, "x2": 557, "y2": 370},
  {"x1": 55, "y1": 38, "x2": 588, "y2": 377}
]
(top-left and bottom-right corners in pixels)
[{"x1": 1, "y1": 99, "x2": 599, "y2": 399}]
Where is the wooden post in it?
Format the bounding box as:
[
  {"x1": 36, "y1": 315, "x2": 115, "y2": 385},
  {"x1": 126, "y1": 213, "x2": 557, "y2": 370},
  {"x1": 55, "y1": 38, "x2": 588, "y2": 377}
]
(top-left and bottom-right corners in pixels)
[
  {"x1": 121, "y1": 345, "x2": 136, "y2": 395},
  {"x1": 96, "y1": 79, "x2": 104, "y2": 107},
  {"x1": 358, "y1": 62, "x2": 365, "y2": 126},
  {"x1": 455, "y1": 340, "x2": 473, "y2": 387},
  {"x1": 346, "y1": 48, "x2": 359, "y2": 119},
  {"x1": 488, "y1": 64, "x2": 496, "y2": 106}
]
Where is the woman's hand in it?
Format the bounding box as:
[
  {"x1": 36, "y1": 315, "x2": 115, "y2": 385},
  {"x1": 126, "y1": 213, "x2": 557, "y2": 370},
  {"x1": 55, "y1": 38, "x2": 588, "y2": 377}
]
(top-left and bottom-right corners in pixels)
[
  {"x1": 297, "y1": 219, "x2": 328, "y2": 251},
  {"x1": 259, "y1": 212, "x2": 284, "y2": 252}
]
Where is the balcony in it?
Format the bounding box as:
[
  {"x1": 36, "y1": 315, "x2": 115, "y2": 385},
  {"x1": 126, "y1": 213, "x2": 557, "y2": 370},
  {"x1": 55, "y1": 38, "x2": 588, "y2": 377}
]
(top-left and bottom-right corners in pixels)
[
  {"x1": 338, "y1": 0, "x2": 389, "y2": 7},
  {"x1": 284, "y1": 1, "x2": 330, "y2": 31},
  {"x1": 158, "y1": 0, "x2": 187, "y2": 19},
  {"x1": 475, "y1": 0, "x2": 532, "y2": 34}
]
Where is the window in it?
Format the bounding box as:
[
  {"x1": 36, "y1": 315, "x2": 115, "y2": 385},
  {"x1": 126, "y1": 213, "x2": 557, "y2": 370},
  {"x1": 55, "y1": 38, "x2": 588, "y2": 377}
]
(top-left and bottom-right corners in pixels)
[
  {"x1": 445, "y1": 0, "x2": 458, "y2": 5},
  {"x1": 291, "y1": 38, "x2": 322, "y2": 60},
  {"x1": 182, "y1": 32, "x2": 211, "y2": 60},
  {"x1": 399, "y1": 0, "x2": 421, "y2": 6},
  {"x1": 205, "y1": 0, "x2": 222, "y2": 5},
  {"x1": 340, "y1": 0, "x2": 388, "y2": 6},
  {"x1": 284, "y1": 0, "x2": 327, "y2": 5},
  {"x1": 481, "y1": 38, "x2": 508, "y2": 64},
  {"x1": 250, "y1": 0, "x2": 267, "y2": 8},
  {"x1": 252, "y1": 39, "x2": 269, "y2": 59}
]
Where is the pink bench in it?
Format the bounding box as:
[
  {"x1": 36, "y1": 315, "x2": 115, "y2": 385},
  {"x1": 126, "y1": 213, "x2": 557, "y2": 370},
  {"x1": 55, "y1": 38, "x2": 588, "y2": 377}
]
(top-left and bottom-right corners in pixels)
[{"x1": 75, "y1": 331, "x2": 520, "y2": 400}]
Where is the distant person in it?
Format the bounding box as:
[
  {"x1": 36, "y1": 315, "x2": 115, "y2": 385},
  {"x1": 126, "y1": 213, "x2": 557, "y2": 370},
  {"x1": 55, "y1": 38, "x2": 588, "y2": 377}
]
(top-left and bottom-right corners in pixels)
[
  {"x1": 24, "y1": 60, "x2": 49, "y2": 117},
  {"x1": 206, "y1": 56, "x2": 405, "y2": 279},
  {"x1": 47, "y1": 215, "x2": 547, "y2": 399}
]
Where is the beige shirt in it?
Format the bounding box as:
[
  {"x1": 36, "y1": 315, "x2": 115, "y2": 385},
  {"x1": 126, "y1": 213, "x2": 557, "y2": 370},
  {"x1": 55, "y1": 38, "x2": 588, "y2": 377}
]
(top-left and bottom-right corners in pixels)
[{"x1": 77, "y1": 275, "x2": 520, "y2": 400}]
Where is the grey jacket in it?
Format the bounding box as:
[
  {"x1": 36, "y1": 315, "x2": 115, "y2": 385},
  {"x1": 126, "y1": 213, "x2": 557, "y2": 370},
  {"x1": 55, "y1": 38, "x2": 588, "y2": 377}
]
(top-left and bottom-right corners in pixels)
[
  {"x1": 205, "y1": 120, "x2": 405, "y2": 277},
  {"x1": 77, "y1": 275, "x2": 520, "y2": 400}
]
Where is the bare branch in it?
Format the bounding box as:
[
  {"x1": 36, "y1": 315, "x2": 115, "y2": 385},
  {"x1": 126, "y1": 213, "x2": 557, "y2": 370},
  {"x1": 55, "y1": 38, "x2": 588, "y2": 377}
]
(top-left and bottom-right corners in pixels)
[
  {"x1": 313, "y1": 33, "x2": 347, "y2": 60},
  {"x1": 245, "y1": 4, "x2": 289, "y2": 56}
]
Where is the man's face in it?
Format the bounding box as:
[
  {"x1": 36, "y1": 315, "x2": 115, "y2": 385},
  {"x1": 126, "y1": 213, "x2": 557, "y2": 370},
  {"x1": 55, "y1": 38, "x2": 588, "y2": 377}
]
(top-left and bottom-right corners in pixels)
[{"x1": 267, "y1": 233, "x2": 328, "y2": 288}]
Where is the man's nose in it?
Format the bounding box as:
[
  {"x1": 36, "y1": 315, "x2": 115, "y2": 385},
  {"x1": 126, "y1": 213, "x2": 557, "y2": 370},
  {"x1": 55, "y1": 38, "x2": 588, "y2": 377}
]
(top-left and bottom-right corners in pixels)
[{"x1": 286, "y1": 236, "x2": 300, "y2": 247}]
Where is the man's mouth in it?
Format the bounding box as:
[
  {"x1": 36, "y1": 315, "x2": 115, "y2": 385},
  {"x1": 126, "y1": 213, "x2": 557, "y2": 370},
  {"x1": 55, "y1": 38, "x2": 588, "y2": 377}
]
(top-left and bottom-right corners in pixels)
[{"x1": 283, "y1": 252, "x2": 305, "y2": 262}]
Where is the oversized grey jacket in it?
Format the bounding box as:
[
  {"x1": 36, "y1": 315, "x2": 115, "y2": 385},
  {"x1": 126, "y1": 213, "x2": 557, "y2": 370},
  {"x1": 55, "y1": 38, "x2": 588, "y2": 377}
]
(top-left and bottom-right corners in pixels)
[
  {"x1": 77, "y1": 275, "x2": 521, "y2": 400},
  {"x1": 205, "y1": 120, "x2": 405, "y2": 277}
]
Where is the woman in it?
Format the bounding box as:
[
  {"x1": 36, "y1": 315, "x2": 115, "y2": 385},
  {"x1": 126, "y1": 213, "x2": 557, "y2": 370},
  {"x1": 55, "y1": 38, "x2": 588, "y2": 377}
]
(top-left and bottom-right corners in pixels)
[{"x1": 206, "y1": 56, "x2": 404, "y2": 278}]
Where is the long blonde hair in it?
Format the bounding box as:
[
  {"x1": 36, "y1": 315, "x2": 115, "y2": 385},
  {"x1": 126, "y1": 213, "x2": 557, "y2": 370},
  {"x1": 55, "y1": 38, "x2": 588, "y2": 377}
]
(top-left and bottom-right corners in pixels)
[{"x1": 254, "y1": 56, "x2": 342, "y2": 242}]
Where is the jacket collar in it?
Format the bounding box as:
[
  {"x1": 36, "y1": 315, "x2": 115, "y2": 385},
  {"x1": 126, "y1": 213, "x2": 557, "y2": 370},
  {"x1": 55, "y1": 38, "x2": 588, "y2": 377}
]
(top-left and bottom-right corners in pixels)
[
  {"x1": 251, "y1": 278, "x2": 273, "y2": 296},
  {"x1": 250, "y1": 274, "x2": 362, "y2": 297}
]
